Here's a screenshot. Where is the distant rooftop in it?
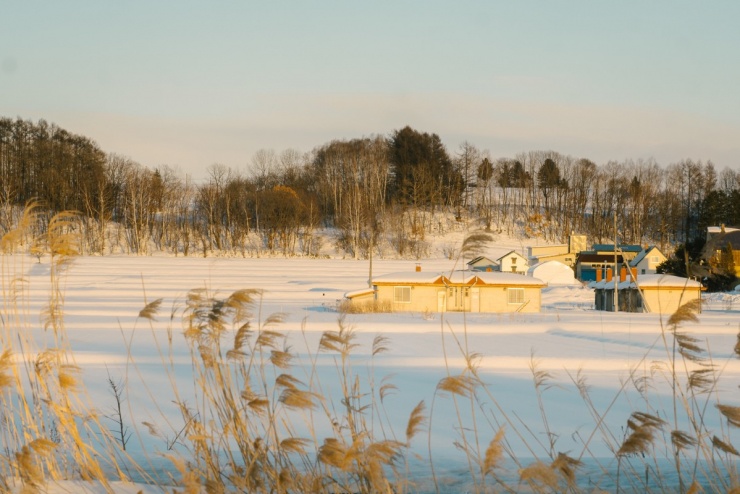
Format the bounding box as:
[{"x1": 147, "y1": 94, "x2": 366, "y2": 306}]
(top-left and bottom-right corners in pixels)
[{"x1": 592, "y1": 244, "x2": 643, "y2": 253}]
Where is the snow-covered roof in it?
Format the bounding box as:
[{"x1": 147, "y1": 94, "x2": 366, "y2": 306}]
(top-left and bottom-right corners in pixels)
[
  {"x1": 344, "y1": 288, "x2": 374, "y2": 299},
  {"x1": 371, "y1": 270, "x2": 545, "y2": 287},
  {"x1": 635, "y1": 274, "x2": 702, "y2": 288},
  {"x1": 372, "y1": 271, "x2": 446, "y2": 284},
  {"x1": 526, "y1": 260, "x2": 580, "y2": 286},
  {"x1": 473, "y1": 271, "x2": 546, "y2": 287},
  {"x1": 590, "y1": 274, "x2": 700, "y2": 290},
  {"x1": 590, "y1": 279, "x2": 614, "y2": 290},
  {"x1": 708, "y1": 226, "x2": 740, "y2": 234},
  {"x1": 496, "y1": 250, "x2": 526, "y2": 262}
]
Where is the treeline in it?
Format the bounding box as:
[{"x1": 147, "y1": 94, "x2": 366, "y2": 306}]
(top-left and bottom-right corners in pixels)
[{"x1": 1, "y1": 116, "x2": 739, "y2": 258}]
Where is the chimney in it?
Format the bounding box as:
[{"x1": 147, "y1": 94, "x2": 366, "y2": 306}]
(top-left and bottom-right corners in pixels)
[
  {"x1": 596, "y1": 266, "x2": 602, "y2": 282},
  {"x1": 415, "y1": 263, "x2": 421, "y2": 272},
  {"x1": 620, "y1": 266, "x2": 627, "y2": 282},
  {"x1": 630, "y1": 267, "x2": 637, "y2": 280},
  {"x1": 606, "y1": 268, "x2": 613, "y2": 282}
]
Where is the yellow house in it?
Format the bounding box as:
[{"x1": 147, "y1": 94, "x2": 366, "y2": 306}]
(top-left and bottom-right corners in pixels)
[
  {"x1": 345, "y1": 268, "x2": 546, "y2": 313},
  {"x1": 703, "y1": 229, "x2": 740, "y2": 277}
]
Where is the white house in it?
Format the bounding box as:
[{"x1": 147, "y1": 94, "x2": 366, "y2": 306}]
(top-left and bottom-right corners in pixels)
[
  {"x1": 496, "y1": 251, "x2": 528, "y2": 275},
  {"x1": 629, "y1": 246, "x2": 666, "y2": 275}
]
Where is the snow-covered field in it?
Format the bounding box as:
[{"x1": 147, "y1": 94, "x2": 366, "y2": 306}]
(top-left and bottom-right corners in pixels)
[{"x1": 4, "y1": 250, "x2": 740, "y2": 493}]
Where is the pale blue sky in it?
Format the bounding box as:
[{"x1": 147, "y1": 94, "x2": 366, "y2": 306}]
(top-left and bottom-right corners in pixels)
[{"x1": 2, "y1": 2, "x2": 739, "y2": 181}]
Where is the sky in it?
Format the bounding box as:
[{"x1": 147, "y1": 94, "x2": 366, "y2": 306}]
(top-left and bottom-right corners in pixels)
[{"x1": 2, "y1": 1, "x2": 740, "y2": 182}]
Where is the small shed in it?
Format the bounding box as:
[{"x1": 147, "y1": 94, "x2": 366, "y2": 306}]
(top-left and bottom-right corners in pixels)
[
  {"x1": 346, "y1": 268, "x2": 546, "y2": 313},
  {"x1": 527, "y1": 261, "x2": 580, "y2": 286},
  {"x1": 635, "y1": 274, "x2": 703, "y2": 314},
  {"x1": 592, "y1": 272, "x2": 702, "y2": 314}
]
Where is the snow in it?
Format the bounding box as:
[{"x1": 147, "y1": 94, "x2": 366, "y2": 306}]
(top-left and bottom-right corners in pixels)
[
  {"x1": 3, "y1": 250, "x2": 740, "y2": 493},
  {"x1": 633, "y1": 273, "x2": 703, "y2": 288},
  {"x1": 526, "y1": 260, "x2": 582, "y2": 286}
]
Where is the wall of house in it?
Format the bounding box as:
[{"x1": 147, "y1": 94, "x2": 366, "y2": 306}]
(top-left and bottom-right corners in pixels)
[
  {"x1": 374, "y1": 284, "x2": 541, "y2": 313},
  {"x1": 376, "y1": 284, "x2": 445, "y2": 313},
  {"x1": 499, "y1": 255, "x2": 527, "y2": 275},
  {"x1": 477, "y1": 286, "x2": 541, "y2": 313},
  {"x1": 641, "y1": 287, "x2": 701, "y2": 314},
  {"x1": 635, "y1": 256, "x2": 664, "y2": 275}
]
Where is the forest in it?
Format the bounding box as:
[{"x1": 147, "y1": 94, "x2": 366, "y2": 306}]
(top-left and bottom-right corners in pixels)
[{"x1": 1, "y1": 116, "x2": 739, "y2": 262}]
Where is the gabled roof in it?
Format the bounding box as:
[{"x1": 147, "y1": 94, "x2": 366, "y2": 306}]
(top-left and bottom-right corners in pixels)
[
  {"x1": 496, "y1": 250, "x2": 527, "y2": 262},
  {"x1": 467, "y1": 256, "x2": 496, "y2": 266},
  {"x1": 701, "y1": 230, "x2": 740, "y2": 259},
  {"x1": 629, "y1": 246, "x2": 664, "y2": 267}
]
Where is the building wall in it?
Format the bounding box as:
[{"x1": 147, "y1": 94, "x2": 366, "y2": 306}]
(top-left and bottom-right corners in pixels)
[
  {"x1": 533, "y1": 253, "x2": 578, "y2": 267},
  {"x1": 634, "y1": 250, "x2": 667, "y2": 275},
  {"x1": 641, "y1": 287, "x2": 701, "y2": 314},
  {"x1": 374, "y1": 283, "x2": 541, "y2": 313},
  {"x1": 569, "y1": 235, "x2": 588, "y2": 254},
  {"x1": 499, "y1": 254, "x2": 528, "y2": 275},
  {"x1": 477, "y1": 286, "x2": 541, "y2": 313},
  {"x1": 529, "y1": 245, "x2": 568, "y2": 258},
  {"x1": 375, "y1": 284, "x2": 445, "y2": 313}
]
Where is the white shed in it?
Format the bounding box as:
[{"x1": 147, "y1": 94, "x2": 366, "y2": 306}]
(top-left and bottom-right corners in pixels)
[{"x1": 527, "y1": 261, "x2": 580, "y2": 286}]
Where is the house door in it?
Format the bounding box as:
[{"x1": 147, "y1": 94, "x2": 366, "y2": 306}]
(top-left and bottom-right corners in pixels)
[
  {"x1": 447, "y1": 287, "x2": 469, "y2": 311},
  {"x1": 437, "y1": 291, "x2": 446, "y2": 312},
  {"x1": 471, "y1": 288, "x2": 480, "y2": 312}
]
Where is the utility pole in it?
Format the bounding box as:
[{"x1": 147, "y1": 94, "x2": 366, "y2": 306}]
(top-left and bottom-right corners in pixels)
[
  {"x1": 368, "y1": 236, "x2": 373, "y2": 288},
  {"x1": 614, "y1": 210, "x2": 618, "y2": 313}
]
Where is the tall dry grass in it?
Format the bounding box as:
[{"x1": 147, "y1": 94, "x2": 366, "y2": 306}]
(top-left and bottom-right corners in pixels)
[
  {"x1": 1, "y1": 210, "x2": 739, "y2": 493},
  {"x1": 0, "y1": 204, "x2": 131, "y2": 493}
]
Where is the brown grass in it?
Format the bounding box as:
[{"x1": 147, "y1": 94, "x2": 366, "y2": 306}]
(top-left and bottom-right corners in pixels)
[{"x1": 2, "y1": 203, "x2": 740, "y2": 493}]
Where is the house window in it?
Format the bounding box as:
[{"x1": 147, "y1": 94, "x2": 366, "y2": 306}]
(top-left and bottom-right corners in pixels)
[
  {"x1": 508, "y1": 288, "x2": 524, "y2": 304},
  {"x1": 394, "y1": 286, "x2": 411, "y2": 303},
  {"x1": 511, "y1": 257, "x2": 517, "y2": 264}
]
